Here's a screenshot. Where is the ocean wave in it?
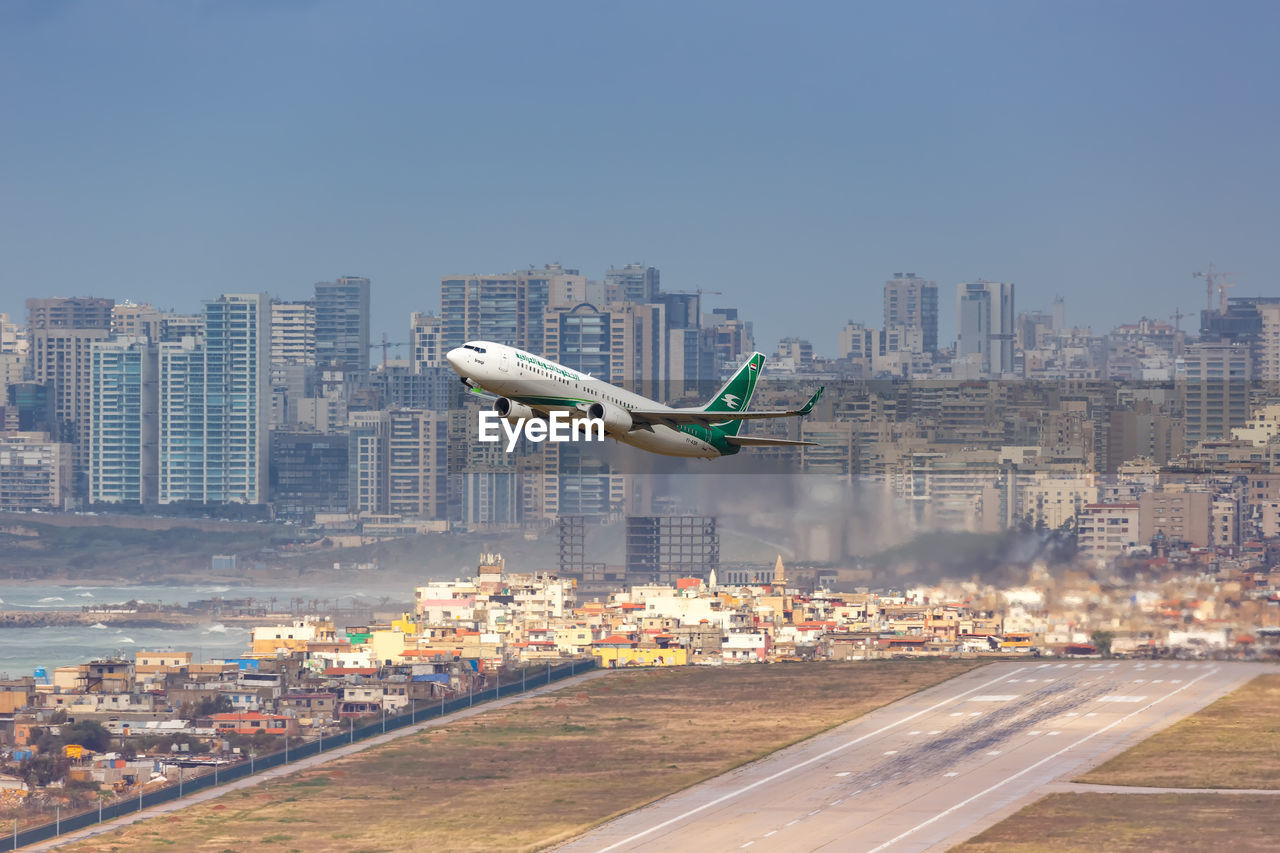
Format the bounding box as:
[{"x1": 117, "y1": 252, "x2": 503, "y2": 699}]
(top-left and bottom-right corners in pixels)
[
  {"x1": 78, "y1": 592, "x2": 94, "y2": 598},
  {"x1": 38, "y1": 596, "x2": 65, "y2": 603},
  {"x1": 90, "y1": 622, "x2": 108, "y2": 630},
  {"x1": 203, "y1": 623, "x2": 229, "y2": 634},
  {"x1": 119, "y1": 637, "x2": 136, "y2": 644}
]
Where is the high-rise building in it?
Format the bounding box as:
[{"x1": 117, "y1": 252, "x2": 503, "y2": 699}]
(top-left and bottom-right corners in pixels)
[
  {"x1": 884, "y1": 273, "x2": 939, "y2": 354},
  {"x1": 388, "y1": 409, "x2": 449, "y2": 519},
  {"x1": 410, "y1": 312, "x2": 446, "y2": 371},
  {"x1": 543, "y1": 303, "x2": 612, "y2": 379},
  {"x1": 0, "y1": 432, "x2": 71, "y2": 511},
  {"x1": 625, "y1": 515, "x2": 720, "y2": 586},
  {"x1": 440, "y1": 270, "x2": 551, "y2": 354},
  {"x1": 956, "y1": 281, "x2": 1015, "y2": 375},
  {"x1": 348, "y1": 410, "x2": 390, "y2": 514},
  {"x1": 605, "y1": 263, "x2": 660, "y2": 304},
  {"x1": 1259, "y1": 302, "x2": 1280, "y2": 382},
  {"x1": 776, "y1": 337, "x2": 814, "y2": 367},
  {"x1": 110, "y1": 303, "x2": 202, "y2": 343},
  {"x1": 0, "y1": 352, "x2": 26, "y2": 391},
  {"x1": 1180, "y1": 341, "x2": 1252, "y2": 444},
  {"x1": 0, "y1": 313, "x2": 29, "y2": 356},
  {"x1": 157, "y1": 294, "x2": 270, "y2": 504},
  {"x1": 705, "y1": 307, "x2": 754, "y2": 376},
  {"x1": 270, "y1": 431, "x2": 349, "y2": 521},
  {"x1": 27, "y1": 297, "x2": 114, "y2": 497},
  {"x1": 838, "y1": 322, "x2": 876, "y2": 361},
  {"x1": 271, "y1": 300, "x2": 316, "y2": 369},
  {"x1": 90, "y1": 337, "x2": 158, "y2": 505},
  {"x1": 314, "y1": 276, "x2": 370, "y2": 373}
]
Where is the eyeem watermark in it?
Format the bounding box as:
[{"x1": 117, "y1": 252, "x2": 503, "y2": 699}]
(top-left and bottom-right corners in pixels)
[{"x1": 478, "y1": 410, "x2": 605, "y2": 452}]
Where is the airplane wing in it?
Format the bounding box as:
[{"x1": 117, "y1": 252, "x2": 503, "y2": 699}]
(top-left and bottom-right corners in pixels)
[
  {"x1": 629, "y1": 387, "x2": 824, "y2": 427},
  {"x1": 724, "y1": 436, "x2": 819, "y2": 447}
]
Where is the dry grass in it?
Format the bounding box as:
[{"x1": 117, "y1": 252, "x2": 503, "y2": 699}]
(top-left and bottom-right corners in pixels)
[
  {"x1": 956, "y1": 793, "x2": 1280, "y2": 853},
  {"x1": 62, "y1": 659, "x2": 979, "y2": 853},
  {"x1": 1076, "y1": 673, "x2": 1280, "y2": 789}
]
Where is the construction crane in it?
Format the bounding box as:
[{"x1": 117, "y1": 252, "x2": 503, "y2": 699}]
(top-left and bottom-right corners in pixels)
[
  {"x1": 368, "y1": 332, "x2": 410, "y2": 369},
  {"x1": 1170, "y1": 306, "x2": 1186, "y2": 334},
  {"x1": 1218, "y1": 280, "x2": 1238, "y2": 315},
  {"x1": 1193, "y1": 264, "x2": 1240, "y2": 314}
]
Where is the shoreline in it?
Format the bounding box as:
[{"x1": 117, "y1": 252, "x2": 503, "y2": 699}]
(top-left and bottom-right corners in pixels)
[{"x1": 0, "y1": 610, "x2": 272, "y2": 629}]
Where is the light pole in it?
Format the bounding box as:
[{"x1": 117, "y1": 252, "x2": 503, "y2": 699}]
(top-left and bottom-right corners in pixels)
[
  {"x1": 349, "y1": 717, "x2": 353, "y2": 744},
  {"x1": 179, "y1": 765, "x2": 183, "y2": 797},
  {"x1": 55, "y1": 804, "x2": 60, "y2": 837}
]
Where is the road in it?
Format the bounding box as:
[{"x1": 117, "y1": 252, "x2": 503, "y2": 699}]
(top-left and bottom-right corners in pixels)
[{"x1": 558, "y1": 660, "x2": 1272, "y2": 853}]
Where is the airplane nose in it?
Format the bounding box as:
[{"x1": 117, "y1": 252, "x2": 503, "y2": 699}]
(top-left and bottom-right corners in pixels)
[{"x1": 446, "y1": 347, "x2": 465, "y2": 374}]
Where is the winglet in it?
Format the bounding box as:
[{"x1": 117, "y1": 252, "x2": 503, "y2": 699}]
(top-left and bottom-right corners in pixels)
[{"x1": 798, "y1": 386, "x2": 824, "y2": 416}]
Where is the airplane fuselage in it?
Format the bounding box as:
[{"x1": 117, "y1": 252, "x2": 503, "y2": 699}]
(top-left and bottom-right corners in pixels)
[{"x1": 446, "y1": 342, "x2": 726, "y2": 458}]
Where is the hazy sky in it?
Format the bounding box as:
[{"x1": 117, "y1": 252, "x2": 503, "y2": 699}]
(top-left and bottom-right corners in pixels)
[{"x1": 2, "y1": 0, "x2": 1278, "y2": 355}]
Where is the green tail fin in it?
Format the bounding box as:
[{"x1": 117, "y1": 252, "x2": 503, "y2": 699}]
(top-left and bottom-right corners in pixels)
[{"x1": 703, "y1": 352, "x2": 764, "y2": 437}]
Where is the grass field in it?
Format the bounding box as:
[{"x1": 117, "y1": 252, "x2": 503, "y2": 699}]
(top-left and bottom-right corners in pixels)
[
  {"x1": 956, "y1": 793, "x2": 1280, "y2": 853},
  {"x1": 63, "y1": 660, "x2": 981, "y2": 853},
  {"x1": 1076, "y1": 673, "x2": 1280, "y2": 789}
]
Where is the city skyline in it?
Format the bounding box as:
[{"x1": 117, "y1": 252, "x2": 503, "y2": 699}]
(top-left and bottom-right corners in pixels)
[{"x1": 3, "y1": 2, "x2": 1279, "y2": 355}]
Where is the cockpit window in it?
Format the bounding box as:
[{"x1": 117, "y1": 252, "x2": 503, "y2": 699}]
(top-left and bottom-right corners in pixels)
[{"x1": 463, "y1": 344, "x2": 487, "y2": 353}]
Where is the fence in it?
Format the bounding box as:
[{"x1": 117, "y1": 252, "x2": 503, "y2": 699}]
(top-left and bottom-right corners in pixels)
[{"x1": 2, "y1": 658, "x2": 596, "y2": 850}]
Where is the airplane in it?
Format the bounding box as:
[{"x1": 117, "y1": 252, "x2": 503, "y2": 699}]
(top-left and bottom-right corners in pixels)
[{"x1": 445, "y1": 341, "x2": 824, "y2": 459}]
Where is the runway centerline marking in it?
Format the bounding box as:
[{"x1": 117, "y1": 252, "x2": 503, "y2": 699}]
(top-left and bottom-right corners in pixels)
[
  {"x1": 864, "y1": 666, "x2": 1222, "y2": 853},
  {"x1": 590, "y1": 666, "x2": 1028, "y2": 852}
]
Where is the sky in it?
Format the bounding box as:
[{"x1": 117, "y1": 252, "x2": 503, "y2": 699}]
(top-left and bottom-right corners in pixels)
[{"x1": 2, "y1": 0, "x2": 1278, "y2": 356}]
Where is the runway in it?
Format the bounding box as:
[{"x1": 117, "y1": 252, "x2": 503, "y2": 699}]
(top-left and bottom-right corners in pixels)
[{"x1": 557, "y1": 660, "x2": 1272, "y2": 853}]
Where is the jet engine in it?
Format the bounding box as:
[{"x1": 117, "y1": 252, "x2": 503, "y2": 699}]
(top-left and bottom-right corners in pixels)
[
  {"x1": 587, "y1": 401, "x2": 634, "y2": 435},
  {"x1": 494, "y1": 397, "x2": 535, "y2": 423}
]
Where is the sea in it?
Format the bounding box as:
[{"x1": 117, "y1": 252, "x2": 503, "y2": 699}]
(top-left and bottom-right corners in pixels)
[{"x1": 0, "y1": 578, "x2": 416, "y2": 678}]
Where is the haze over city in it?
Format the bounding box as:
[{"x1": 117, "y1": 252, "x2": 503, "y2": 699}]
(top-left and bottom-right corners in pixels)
[
  {"x1": 3, "y1": 0, "x2": 1280, "y2": 352},
  {"x1": 5, "y1": 3, "x2": 1280, "y2": 851}
]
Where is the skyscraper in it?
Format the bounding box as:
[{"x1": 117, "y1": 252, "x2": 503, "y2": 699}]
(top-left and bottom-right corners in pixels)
[
  {"x1": 27, "y1": 297, "x2": 115, "y2": 497},
  {"x1": 314, "y1": 276, "x2": 370, "y2": 373},
  {"x1": 883, "y1": 273, "x2": 939, "y2": 354},
  {"x1": 270, "y1": 300, "x2": 316, "y2": 369},
  {"x1": 158, "y1": 294, "x2": 270, "y2": 504},
  {"x1": 440, "y1": 269, "x2": 556, "y2": 353},
  {"x1": 388, "y1": 409, "x2": 449, "y2": 519},
  {"x1": 90, "y1": 337, "x2": 158, "y2": 504},
  {"x1": 1181, "y1": 341, "x2": 1252, "y2": 443},
  {"x1": 956, "y1": 281, "x2": 1015, "y2": 375},
  {"x1": 605, "y1": 263, "x2": 660, "y2": 304},
  {"x1": 348, "y1": 410, "x2": 390, "y2": 514}
]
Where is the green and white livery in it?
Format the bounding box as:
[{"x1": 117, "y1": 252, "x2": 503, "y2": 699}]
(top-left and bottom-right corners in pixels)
[{"x1": 447, "y1": 342, "x2": 823, "y2": 459}]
